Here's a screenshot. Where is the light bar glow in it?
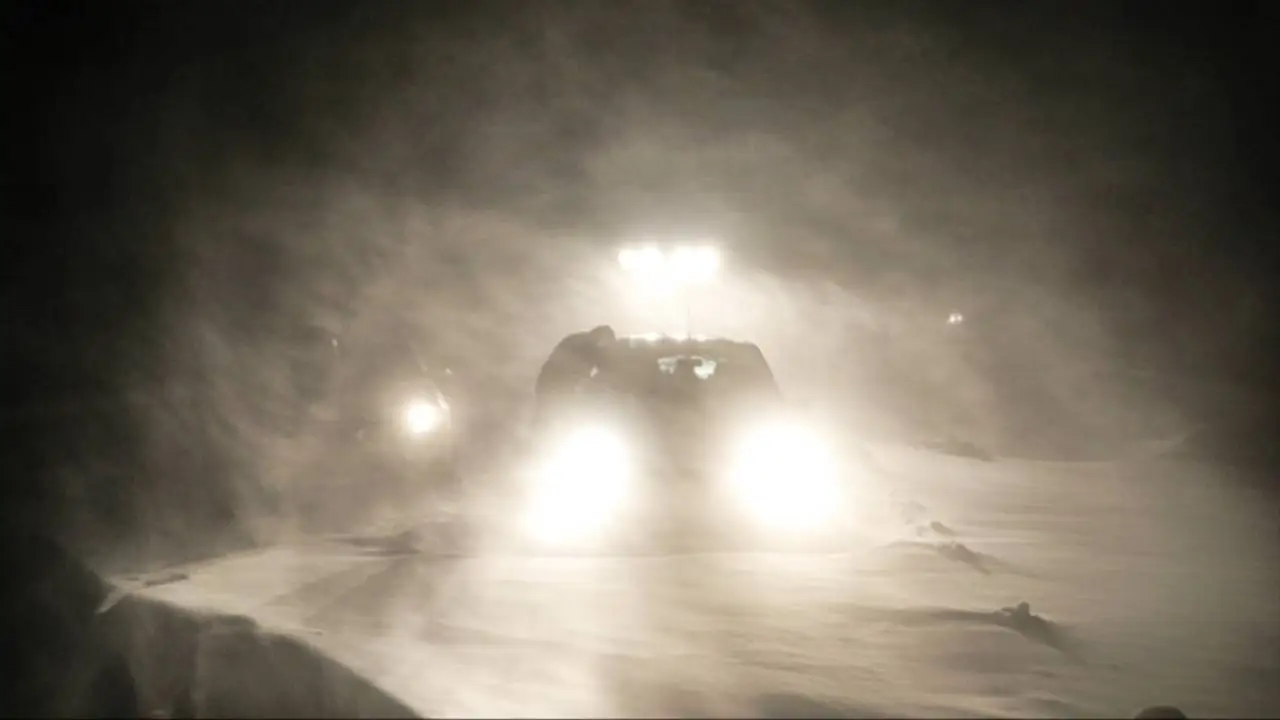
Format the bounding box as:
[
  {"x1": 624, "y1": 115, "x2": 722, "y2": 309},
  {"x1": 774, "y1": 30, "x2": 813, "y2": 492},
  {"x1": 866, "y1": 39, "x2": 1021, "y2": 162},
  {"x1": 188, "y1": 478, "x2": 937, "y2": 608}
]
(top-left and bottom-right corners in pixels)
[{"x1": 617, "y1": 244, "x2": 721, "y2": 289}]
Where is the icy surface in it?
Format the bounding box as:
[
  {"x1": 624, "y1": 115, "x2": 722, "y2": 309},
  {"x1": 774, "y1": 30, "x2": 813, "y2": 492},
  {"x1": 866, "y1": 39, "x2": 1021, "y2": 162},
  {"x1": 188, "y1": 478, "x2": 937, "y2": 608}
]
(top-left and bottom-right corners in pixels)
[{"x1": 123, "y1": 445, "x2": 1278, "y2": 718}]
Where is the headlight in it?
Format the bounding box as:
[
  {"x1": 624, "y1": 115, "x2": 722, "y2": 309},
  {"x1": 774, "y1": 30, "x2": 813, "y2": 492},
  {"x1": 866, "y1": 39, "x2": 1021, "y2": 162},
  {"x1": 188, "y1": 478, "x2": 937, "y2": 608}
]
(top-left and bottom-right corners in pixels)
[
  {"x1": 523, "y1": 425, "x2": 633, "y2": 543},
  {"x1": 726, "y1": 420, "x2": 842, "y2": 531},
  {"x1": 402, "y1": 398, "x2": 447, "y2": 436}
]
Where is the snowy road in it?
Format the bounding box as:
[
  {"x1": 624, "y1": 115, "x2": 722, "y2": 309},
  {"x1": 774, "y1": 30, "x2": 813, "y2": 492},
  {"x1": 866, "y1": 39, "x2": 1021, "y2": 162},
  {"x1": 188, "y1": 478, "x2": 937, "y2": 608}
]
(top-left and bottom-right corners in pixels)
[{"x1": 120, "y1": 445, "x2": 1278, "y2": 718}]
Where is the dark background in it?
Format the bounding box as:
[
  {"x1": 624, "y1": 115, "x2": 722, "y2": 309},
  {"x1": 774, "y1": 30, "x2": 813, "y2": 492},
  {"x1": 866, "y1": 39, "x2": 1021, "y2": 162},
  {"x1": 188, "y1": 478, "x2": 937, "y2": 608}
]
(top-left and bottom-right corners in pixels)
[{"x1": 4, "y1": 1, "x2": 1277, "y2": 564}]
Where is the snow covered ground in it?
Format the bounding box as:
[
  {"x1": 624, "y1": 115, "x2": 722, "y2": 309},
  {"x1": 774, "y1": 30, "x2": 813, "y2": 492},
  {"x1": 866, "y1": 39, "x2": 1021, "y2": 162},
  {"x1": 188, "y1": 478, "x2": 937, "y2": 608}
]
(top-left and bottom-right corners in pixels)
[{"x1": 118, "y1": 443, "x2": 1279, "y2": 718}]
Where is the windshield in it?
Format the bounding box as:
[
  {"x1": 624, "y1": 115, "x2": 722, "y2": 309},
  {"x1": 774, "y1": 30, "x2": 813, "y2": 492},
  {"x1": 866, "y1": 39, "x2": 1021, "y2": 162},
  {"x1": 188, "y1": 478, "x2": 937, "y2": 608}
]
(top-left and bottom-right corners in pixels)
[{"x1": 584, "y1": 341, "x2": 783, "y2": 409}]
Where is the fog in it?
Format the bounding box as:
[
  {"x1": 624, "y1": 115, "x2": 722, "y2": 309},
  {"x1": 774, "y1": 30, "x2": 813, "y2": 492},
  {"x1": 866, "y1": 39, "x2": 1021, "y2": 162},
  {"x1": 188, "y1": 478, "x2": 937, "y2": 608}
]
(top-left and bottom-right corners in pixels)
[{"x1": 9, "y1": 3, "x2": 1271, "y2": 567}]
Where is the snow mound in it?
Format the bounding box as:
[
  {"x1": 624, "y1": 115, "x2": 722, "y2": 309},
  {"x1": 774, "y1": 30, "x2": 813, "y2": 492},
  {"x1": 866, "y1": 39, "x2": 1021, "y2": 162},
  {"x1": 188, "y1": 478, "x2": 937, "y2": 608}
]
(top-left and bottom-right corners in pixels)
[
  {"x1": 1154, "y1": 423, "x2": 1278, "y2": 470},
  {"x1": 918, "y1": 435, "x2": 996, "y2": 461},
  {"x1": 2, "y1": 532, "x2": 419, "y2": 717},
  {"x1": 1134, "y1": 705, "x2": 1189, "y2": 719}
]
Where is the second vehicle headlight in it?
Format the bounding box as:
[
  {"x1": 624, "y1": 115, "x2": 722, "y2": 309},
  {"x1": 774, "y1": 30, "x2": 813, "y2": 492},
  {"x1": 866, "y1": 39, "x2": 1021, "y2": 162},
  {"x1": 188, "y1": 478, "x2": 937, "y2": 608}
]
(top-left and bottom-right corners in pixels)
[{"x1": 726, "y1": 420, "x2": 842, "y2": 531}]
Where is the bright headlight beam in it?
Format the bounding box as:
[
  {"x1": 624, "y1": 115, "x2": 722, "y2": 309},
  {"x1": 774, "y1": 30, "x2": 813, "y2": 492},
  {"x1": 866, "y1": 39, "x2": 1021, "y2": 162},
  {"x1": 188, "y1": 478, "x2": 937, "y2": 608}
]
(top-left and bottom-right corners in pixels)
[
  {"x1": 727, "y1": 421, "x2": 841, "y2": 532},
  {"x1": 524, "y1": 425, "x2": 634, "y2": 544}
]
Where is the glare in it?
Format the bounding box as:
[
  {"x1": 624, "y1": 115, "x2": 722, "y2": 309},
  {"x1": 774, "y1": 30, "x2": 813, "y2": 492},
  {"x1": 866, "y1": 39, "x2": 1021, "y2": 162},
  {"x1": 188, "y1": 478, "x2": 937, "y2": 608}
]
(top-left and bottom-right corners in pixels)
[
  {"x1": 727, "y1": 420, "x2": 842, "y2": 532},
  {"x1": 402, "y1": 399, "x2": 444, "y2": 435},
  {"x1": 669, "y1": 245, "x2": 721, "y2": 284},
  {"x1": 616, "y1": 244, "x2": 721, "y2": 293},
  {"x1": 948, "y1": 311, "x2": 965, "y2": 325},
  {"x1": 524, "y1": 425, "x2": 633, "y2": 543},
  {"x1": 617, "y1": 245, "x2": 666, "y2": 274}
]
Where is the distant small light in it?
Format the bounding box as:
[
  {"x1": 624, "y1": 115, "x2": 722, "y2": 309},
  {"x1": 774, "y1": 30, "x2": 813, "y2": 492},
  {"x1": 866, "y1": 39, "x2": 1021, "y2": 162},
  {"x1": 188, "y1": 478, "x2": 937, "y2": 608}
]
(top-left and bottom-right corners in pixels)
[{"x1": 947, "y1": 312, "x2": 965, "y2": 325}]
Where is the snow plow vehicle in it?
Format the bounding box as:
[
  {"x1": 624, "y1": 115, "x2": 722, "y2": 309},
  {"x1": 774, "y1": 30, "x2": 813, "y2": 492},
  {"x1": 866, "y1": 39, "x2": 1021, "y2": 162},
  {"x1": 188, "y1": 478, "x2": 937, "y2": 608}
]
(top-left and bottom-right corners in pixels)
[{"x1": 514, "y1": 332, "x2": 862, "y2": 552}]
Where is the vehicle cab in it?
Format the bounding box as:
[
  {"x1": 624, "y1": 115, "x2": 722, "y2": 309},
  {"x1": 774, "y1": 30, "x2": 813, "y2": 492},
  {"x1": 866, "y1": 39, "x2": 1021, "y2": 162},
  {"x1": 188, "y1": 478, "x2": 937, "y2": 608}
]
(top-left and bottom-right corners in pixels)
[{"x1": 522, "y1": 333, "x2": 847, "y2": 550}]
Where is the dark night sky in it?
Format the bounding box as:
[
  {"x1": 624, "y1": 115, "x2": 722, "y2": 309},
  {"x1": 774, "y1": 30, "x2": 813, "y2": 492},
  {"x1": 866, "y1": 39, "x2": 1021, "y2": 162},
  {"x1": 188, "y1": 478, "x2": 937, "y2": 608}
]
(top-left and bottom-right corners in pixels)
[
  {"x1": 9, "y1": 3, "x2": 1274, "y2": 352},
  {"x1": 3, "y1": 2, "x2": 1278, "y2": 541}
]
